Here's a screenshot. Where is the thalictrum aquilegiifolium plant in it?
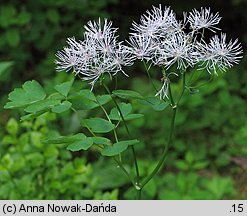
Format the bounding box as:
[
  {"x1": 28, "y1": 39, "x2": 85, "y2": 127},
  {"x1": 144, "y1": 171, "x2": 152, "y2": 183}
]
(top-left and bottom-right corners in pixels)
[{"x1": 4, "y1": 5, "x2": 243, "y2": 199}]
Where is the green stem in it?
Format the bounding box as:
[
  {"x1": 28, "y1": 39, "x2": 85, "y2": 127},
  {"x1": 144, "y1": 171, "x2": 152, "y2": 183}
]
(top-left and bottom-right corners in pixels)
[
  {"x1": 140, "y1": 72, "x2": 186, "y2": 190},
  {"x1": 113, "y1": 157, "x2": 136, "y2": 187},
  {"x1": 71, "y1": 106, "x2": 133, "y2": 188},
  {"x1": 96, "y1": 99, "x2": 121, "y2": 161},
  {"x1": 102, "y1": 81, "x2": 141, "y2": 198},
  {"x1": 137, "y1": 187, "x2": 142, "y2": 200},
  {"x1": 111, "y1": 91, "x2": 139, "y2": 180},
  {"x1": 189, "y1": 75, "x2": 214, "y2": 89},
  {"x1": 200, "y1": 28, "x2": 205, "y2": 43},
  {"x1": 141, "y1": 101, "x2": 177, "y2": 189},
  {"x1": 168, "y1": 81, "x2": 175, "y2": 107},
  {"x1": 187, "y1": 68, "x2": 196, "y2": 85},
  {"x1": 177, "y1": 72, "x2": 186, "y2": 105},
  {"x1": 143, "y1": 61, "x2": 159, "y2": 92},
  {"x1": 96, "y1": 99, "x2": 119, "y2": 143},
  {"x1": 71, "y1": 107, "x2": 97, "y2": 137}
]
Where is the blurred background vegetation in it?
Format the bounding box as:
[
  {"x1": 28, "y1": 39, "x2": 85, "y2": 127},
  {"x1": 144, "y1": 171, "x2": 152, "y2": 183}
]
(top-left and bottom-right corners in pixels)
[{"x1": 0, "y1": 0, "x2": 247, "y2": 199}]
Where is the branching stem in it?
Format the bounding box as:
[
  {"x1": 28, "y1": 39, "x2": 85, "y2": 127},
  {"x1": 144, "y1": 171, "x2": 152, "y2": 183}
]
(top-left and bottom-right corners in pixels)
[
  {"x1": 140, "y1": 71, "x2": 186, "y2": 193},
  {"x1": 102, "y1": 81, "x2": 141, "y2": 198},
  {"x1": 71, "y1": 106, "x2": 134, "y2": 189}
]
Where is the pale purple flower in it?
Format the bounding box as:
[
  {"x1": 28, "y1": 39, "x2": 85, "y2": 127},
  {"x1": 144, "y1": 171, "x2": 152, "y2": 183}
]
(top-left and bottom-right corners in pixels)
[
  {"x1": 188, "y1": 7, "x2": 221, "y2": 33},
  {"x1": 55, "y1": 47, "x2": 79, "y2": 72},
  {"x1": 84, "y1": 18, "x2": 117, "y2": 41},
  {"x1": 128, "y1": 35, "x2": 154, "y2": 61},
  {"x1": 197, "y1": 33, "x2": 243, "y2": 74},
  {"x1": 131, "y1": 5, "x2": 184, "y2": 39}
]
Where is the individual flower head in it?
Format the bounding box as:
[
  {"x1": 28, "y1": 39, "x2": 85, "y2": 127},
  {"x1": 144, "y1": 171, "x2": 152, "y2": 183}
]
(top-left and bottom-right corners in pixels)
[
  {"x1": 56, "y1": 38, "x2": 94, "y2": 73},
  {"x1": 84, "y1": 18, "x2": 117, "y2": 41},
  {"x1": 75, "y1": 54, "x2": 116, "y2": 89},
  {"x1": 188, "y1": 7, "x2": 221, "y2": 33},
  {"x1": 196, "y1": 33, "x2": 243, "y2": 74},
  {"x1": 55, "y1": 45, "x2": 79, "y2": 72},
  {"x1": 153, "y1": 32, "x2": 196, "y2": 70},
  {"x1": 127, "y1": 35, "x2": 155, "y2": 61},
  {"x1": 55, "y1": 18, "x2": 134, "y2": 90},
  {"x1": 130, "y1": 5, "x2": 181, "y2": 39},
  {"x1": 83, "y1": 19, "x2": 119, "y2": 59}
]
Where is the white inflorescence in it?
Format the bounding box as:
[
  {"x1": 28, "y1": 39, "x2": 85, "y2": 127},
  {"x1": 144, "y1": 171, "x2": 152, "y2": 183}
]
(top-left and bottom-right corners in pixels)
[
  {"x1": 55, "y1": 5, "x2": 243, "y2": 96},
  {"x1": 188, "y1": 7, "x2": 221, "y2": 33},
  {"x1": 196, "y1": 33, "x2": 243, "y2": 74},
  {"x1": 127, "y1": 5, "x2": 242, "y2": 98},
  {"x1": 55, "y1": 18, "x2": 134, "y2": 89}
]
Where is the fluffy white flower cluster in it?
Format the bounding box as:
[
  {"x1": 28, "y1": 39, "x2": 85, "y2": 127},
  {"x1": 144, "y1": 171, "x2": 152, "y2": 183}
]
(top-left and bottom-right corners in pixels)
[
  {"x1": 127, "y1": 5, "x2": 243, "y2": 99},
  {"x1": 55, "y1": 5, "x2": 243, "y2": 93},
  {"x1": 129, "y1": 5, "x2": 242, "y2": 73},
  {"x1": 55, "y1": 18, "x2": 134, "y2": 89}
]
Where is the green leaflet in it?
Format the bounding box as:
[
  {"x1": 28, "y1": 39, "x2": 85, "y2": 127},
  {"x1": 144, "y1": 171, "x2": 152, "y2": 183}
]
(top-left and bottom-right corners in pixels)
[
  {"x1": 112, "y1": 90, "x2": 168, "y2": 111},
  {"x1": 67, "y1": 138, "x2": 93, "y2": 151},
  {"x1": 20, "y1": 110, "x2": 49, "y2": 121},
  {"x1": 24, "y1": 99, "x2": 60, "y2": 114},
  {"x1": 91, "y1": 137, "x2": 112, "y2": 145},
  {"x1": 69, "y1": 90, "x2": 112, "y2": 110},
  {"x1": 54, "y1": 78, "x2": 74, "y2": 97},
  {"x1": 42, "y1": 133, "x2": 94, "y2": 151},
  {"x1": 101, "y1": 139, "x2": 139, "y2": 156},
  {"x1": 42, "y1": 133, "x2": 86, "y2": 144},
  {"x1": 51, "y1": 101, "x2": 72, "y2": 113},
  {"x1": 138, "y1": 96, "x2": 169, "y2": 111},
  {"x1": 109, "y1": 102, "x2": 144, "y2": 121},
  {"x1": 69, "y1": 90, "x2": 98, "y2": 110},
  {"x1": 4, "y1": 80, "x2": 46, "y2": 109},
  {"x1": 112, "y1": 89, "x2": 144, "y2": 100},
  {"x1": 41, "y1": 133, "x2": 112, "y2": 152},
  {"x1": 83, "y1": 118, "x2": 115, "y2": 133},
  {"x1": 95, "y1": 95, "x2": 112, "y2": 106}
]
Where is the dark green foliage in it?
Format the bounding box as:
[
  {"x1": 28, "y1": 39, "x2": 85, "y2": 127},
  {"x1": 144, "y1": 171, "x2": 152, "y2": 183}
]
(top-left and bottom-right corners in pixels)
[{"x1": 0, "y1": 117, "x2": 118, "y2": 199}]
